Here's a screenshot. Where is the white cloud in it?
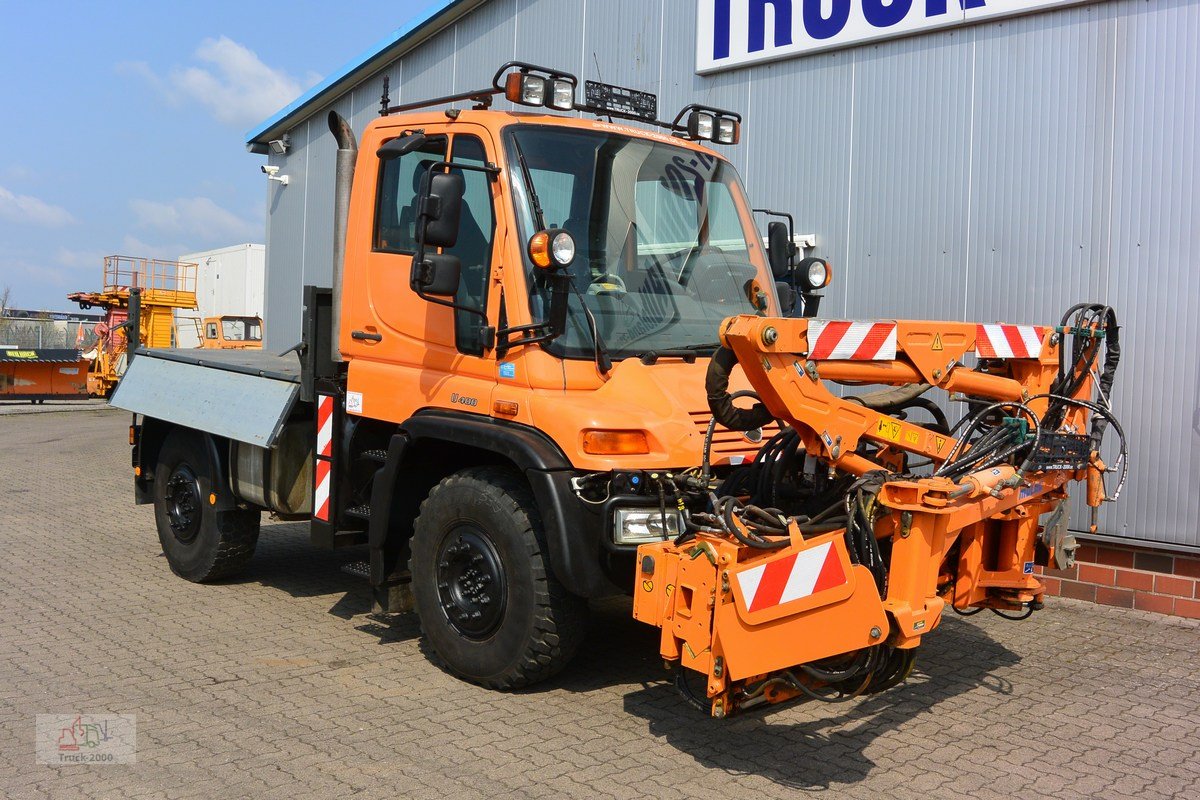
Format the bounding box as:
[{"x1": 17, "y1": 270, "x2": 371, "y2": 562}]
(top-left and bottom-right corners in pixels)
[
  {"x1": 119, "y1": 236, "x2": 197, "y2": 262},
  {"x1": 123, "y1": 36, "x2": 319, "y2": 127},
  {"x1": 130, "y1": 196, "x2": 258, "y2": 242},
  {"x1": 55, "y1": 247, "x2": 105, "y2": 270},
  {"x1": 0, "y1": 185, "x2": 74, "y2": 227}
]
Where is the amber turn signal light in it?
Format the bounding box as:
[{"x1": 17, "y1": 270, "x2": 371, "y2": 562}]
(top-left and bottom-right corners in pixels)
[{"x1": 582, "y1": 429, "x2": 650, "y2": 455}]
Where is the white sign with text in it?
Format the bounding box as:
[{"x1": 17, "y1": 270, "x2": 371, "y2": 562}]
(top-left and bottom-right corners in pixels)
[{"x1": 697, "y1": 0, "x2": 1102, "y2": 73}]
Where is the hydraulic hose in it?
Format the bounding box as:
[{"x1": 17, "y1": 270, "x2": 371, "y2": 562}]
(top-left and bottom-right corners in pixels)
[{"x1": 706, "y1": 346, "x2": 775, "y2": 431}]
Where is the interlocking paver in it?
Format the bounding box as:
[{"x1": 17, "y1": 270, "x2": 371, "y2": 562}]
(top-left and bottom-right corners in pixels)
[{"x1": 2, "y1": 408, "x2": 1199, "y2": 799}]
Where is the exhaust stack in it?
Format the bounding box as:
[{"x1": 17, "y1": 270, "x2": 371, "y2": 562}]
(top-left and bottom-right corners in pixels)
[{"x1": 328, "y1": 111, "x2": 358, "y2": 364}]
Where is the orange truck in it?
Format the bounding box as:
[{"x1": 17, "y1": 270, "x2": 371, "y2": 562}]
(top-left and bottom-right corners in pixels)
[{"x1": 110, "y1": 62, "x2": 1124, "y2": 715}]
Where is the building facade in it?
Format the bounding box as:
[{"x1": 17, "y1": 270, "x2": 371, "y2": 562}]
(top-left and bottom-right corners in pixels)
[
  {"x1": 246, "y1": 0, "x2": 1200, "y2": 562},
  {"x1": 174, "y1": 244, "x2": 265, "y2": 348}
]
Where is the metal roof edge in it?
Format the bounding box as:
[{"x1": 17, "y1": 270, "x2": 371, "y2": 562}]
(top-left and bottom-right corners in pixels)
[{"x1": 244, "y1": 0, "x2": 480, "y2": 149}]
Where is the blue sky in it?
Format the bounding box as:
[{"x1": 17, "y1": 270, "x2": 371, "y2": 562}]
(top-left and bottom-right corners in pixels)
[{"x1": 0, "y1": 0, "x2": 432, "y2": 312}]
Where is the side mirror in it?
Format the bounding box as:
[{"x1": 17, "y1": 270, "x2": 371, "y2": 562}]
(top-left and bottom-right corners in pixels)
[
  {"x1": 418, "y1": 169, "x2": 465, "y2": 249},
  {"x1": 412, "y1": 253, "x2": 461, "y2": 297},
  {"x1": 766, "y1": 221, "x2": 795, "y2": 279}
]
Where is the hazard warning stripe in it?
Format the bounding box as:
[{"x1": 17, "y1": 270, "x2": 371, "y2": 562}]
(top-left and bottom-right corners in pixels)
[
  {"x1": 313, "y1": 458, "x2": 331, "y2": 522},
  {"x1": 808, "y1": 321, "x2": 897, "y2": 360},
  {"x1": 736, "y1": 541, "x2": 847, "y2": 613},
  {"x1": 976, "y1": 324, "x2": 1046, "y2": 359},
  {"x1": 316, "y1": 395, "x2": 334, "y2": 458}
]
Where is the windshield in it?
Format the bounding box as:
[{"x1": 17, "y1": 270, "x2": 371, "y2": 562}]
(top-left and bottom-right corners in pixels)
[
  {"x1": 505, "y1": 126, "x2": 769, "y2": 360},
  {"x1": 221, "y1": 318, "x2": 262, "y2": 342}
]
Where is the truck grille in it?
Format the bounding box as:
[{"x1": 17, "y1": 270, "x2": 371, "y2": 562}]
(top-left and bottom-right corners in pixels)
[{"x1": 688, "y1": 411, "x2": 779, "y2": 463}]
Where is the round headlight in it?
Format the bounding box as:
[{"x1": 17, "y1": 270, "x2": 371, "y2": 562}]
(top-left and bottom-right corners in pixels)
[
  {"x1": 551, "y1": 231, "x2": 575, "y2": 266},
  {"x1": 806, "y1": 260, "x2": 827, "y2": 289},
  {"x1": 797, "y1": 257, "x2": 831, "y2": 291}
]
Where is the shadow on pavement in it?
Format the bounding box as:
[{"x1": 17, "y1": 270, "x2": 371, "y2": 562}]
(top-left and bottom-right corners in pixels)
[
  {"x1": 226, "y1": 522, "x2": 422, "y2": 644},
  {"x1": 539, "y1": 598, "x2": 1018, "y2": 790}
]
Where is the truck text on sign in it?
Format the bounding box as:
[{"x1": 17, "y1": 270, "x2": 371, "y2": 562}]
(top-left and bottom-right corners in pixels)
[{"x1": 696, "y1": 0, "x2": 1101, "y2": 73}]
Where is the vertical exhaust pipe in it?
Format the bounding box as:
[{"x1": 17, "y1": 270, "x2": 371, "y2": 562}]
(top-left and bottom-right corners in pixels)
[{"x1": 328, "y1": 111, "x2": 357, "y2": 364}]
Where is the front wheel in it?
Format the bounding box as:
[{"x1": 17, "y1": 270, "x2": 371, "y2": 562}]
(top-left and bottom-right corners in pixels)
[
  {"x1": 409, "y1": 466, "x2": 587, "y2": 689},
  {"x1": 153, "y1": 428, "x2": 259, "y2": 582}
]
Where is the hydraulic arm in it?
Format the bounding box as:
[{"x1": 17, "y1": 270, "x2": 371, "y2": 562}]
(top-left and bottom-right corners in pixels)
[{"x1": 633, "y1": 304, "x2": 1124, "y2": 716}]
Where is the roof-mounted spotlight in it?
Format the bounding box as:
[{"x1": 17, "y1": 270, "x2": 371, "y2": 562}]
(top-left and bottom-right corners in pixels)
[
  {"x1": 495, "y1": 61, "x2": 578, "y2": 111},
  {"x1": 268, "y1": 134, "x2": 290, "y2": 155},
  {"x1": 673, "y1": 103, "x2": 742, "y2": 145}
]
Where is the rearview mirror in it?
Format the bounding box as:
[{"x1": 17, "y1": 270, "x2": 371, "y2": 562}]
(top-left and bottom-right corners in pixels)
[
  {"x1": 767, "y1": 221, "x2": 795, "y2": 279},
  {"x1": 412, "y1": 253, "x2": 461, "y2": 297},
  {"x1": 418, "y1": 169, "x2": 465, "y2": 249}
]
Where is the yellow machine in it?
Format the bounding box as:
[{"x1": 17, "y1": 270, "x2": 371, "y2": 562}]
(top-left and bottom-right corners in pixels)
[
  {"x1": 197, "y1": 315, "x2": 263, "y2": 350},
  {"x1": 68, "y1": 256, "x2": 197, "y2": 396}
]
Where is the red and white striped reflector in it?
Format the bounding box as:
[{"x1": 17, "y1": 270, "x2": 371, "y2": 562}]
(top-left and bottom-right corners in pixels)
[
  {"x1": 316, "y1": 394, "x2": 333, "y2": 458},
  {"x1": 975, "y1": 324, "x2": 1047, "y2": 359},
  {"x1": 808, "y1": 320, "x2": 897, "y2": 360},
  {"x1": 736, "y1": 541, "x2": 847, "y2": 613},
  {"x1": 313, "y1": 458, "x2": 331, "y2": 522}
]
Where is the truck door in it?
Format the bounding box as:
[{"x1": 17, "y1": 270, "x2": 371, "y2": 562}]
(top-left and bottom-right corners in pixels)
[{"x1": 345, "y1": 125, "x2": 501, "y2": 423}]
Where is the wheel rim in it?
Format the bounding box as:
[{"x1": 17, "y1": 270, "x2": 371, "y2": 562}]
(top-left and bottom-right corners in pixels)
[
  {"x1": 435, "y1": 526, "x2": 506, "y2": 640},
  {"x1": 165, "y1": 464, "x2": 202, "y2": 544}
]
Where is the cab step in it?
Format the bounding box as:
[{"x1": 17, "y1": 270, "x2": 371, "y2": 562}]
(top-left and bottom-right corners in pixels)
[
  {"x1": 344, "y1": 504, "x2": 372, "y2": 521},
  {"x1": 341, "y1": 560, "x2": 371, "y2": 580}
]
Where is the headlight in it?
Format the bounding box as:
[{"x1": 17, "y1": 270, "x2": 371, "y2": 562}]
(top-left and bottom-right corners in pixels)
[
  {"x1": 505, "y1": 72, "x2": 548, "y2": 106},
  {"x1": 551, "y1": 230, "x2": 575, "y2": 266},
  {"x1": 548, "y1": 78, "x2": 575, "y2": 111},
  {"x1": 613, "y1": 508, "x2": 682, "y2": 545},
  {"x1": 797, "y1": 257, "x2": 832, "y2": 291}
]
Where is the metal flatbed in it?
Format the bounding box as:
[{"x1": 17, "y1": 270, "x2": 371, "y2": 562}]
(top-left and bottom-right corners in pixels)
[
  {"x1": 110, "y1": 348, "x2": 305, "y2": 448},
  {"x1": 136, "y1": 347, "x2": 302, "y2": 384}
]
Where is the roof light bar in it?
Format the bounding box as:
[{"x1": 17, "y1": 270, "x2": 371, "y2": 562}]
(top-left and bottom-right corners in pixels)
[{"x1": 376, "y1": 62, "x2": 745, "y2": 147}]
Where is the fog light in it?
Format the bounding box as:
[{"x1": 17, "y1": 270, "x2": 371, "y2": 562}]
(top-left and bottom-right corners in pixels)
[{"x1": 613, "y1": 508, "x2": 682, "y2": 545}]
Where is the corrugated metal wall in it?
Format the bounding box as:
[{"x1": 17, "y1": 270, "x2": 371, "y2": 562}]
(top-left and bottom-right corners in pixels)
[{"x1": 262, "y1": 0, "x2": 1200, "y2": 549}]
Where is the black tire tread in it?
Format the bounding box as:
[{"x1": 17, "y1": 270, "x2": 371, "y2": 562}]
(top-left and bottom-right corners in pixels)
[{"x1": 412, "y1": 465, "x2": 586, "y2": 690}]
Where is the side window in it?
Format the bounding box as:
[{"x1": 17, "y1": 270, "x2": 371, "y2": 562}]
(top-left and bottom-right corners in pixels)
[
  {"x1": 373, "y1": 137, "x2": 449, "y2": 254},
  {"x1": 447, "y1": 135, "x2": 495, "y2": 356},
  {"x1": 205, "y1": 323, "x2": 217, "y2": 340}
]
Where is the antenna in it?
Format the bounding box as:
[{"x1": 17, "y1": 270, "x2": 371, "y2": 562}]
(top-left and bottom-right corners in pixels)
[{"x1": 379, "y1": 76, "x2": 390, "y2": 117}]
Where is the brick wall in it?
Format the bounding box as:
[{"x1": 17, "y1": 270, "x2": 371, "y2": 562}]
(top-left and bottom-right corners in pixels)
[{"x1": 1036, "y1": 542, "x2": 1200, "y2": 619}]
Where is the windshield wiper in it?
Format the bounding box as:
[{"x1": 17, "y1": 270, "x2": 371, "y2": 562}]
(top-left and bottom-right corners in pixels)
[
  {"x1": 510, "y1": 135, "x2": 546, "y2": 230},
  {"x1": 567, "y1": 283, "x2": 613, "y2": 374}
]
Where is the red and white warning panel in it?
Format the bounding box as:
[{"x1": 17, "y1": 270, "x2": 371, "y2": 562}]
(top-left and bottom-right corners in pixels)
[
  {"x1": 313, "y1": 459, "x2": 331, "y2": 522},
  {"x1": 313, "y1": 394, "x2": 334, "y2": 522},
  {"x1": 734, "y1": 540, "x2": 849, "y2": 616},
  {"x1": 316, "y1": 394, "x2": 333, "y2": 458},
  {"x1": 808, "y1": 321, "x2": 898, "y2": 360},
  {"x1": 975, "y1": 324, "x2": 1047, "y2": 359}
]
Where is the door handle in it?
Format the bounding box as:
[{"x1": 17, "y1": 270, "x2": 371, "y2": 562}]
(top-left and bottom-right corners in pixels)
[{"x1": 351, "y1": 330, "x2": 382, "y2": 342}]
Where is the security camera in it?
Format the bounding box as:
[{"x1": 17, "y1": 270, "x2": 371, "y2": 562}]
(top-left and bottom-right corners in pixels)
[{"x1": 261, "y1": 164, "x2": 289, "y2": 186}]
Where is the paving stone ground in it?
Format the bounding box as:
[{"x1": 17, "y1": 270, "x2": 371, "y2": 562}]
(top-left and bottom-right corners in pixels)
[{"x1": 2, "y1": 409, "x2": 1198, "y2": 799}]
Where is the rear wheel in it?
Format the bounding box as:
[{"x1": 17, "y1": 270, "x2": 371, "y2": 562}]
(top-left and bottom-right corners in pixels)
[
  {"x1": 409, "y1": 466, "x2": 587, "y2": 689},
  {"x1": 153, "y1": 428, "x2": 259, "y2": 582}
]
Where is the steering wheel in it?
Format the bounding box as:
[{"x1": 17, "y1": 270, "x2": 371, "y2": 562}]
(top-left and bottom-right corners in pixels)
[{"x1": 587, "y1": 272, "x2": 627, "y2": 296}]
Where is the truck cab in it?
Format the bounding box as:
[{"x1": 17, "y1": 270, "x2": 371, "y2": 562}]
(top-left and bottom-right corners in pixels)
[
  {"x1": 113, "y1": 62, "x2": 830, "y2": 692},
  {"x1": 199, "y1": 315, "x2": 263, "y2": 349}
]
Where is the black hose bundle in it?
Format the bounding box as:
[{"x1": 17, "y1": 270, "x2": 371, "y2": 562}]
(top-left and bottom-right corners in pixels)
[{"x1": 706, "y1": 346, "x2": 775, "y2": 432}]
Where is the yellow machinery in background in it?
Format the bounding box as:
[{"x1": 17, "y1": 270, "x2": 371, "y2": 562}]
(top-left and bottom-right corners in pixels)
[{"x1": 68, "y1": 256, "x2": 198, "y2": 396}]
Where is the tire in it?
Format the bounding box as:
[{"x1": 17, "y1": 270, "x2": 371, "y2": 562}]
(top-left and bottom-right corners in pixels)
[
  {"x1": 153, "y1": 428, "x2": 259, "y2": 582},
  {"x1": 409, "y1": 466, "x2": 587, "y2": 690}
]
